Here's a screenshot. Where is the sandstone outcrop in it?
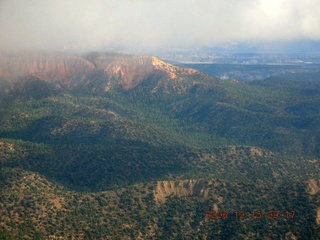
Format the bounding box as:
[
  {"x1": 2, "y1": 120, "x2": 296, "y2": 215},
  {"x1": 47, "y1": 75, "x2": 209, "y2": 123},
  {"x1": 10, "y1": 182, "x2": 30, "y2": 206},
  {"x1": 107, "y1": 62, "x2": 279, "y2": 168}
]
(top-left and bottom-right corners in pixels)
[
  {"x1": 0, "y1": 52, "x2": 199, "y2": 90},
  {"x1": 154, "y1": 179, "x2": 214, "y2": 203},
  {"x1": 306, "y1": 179, "x2": 320, "y2": 225},
  {"x1": 0, "y1": 52, "x2": 95, "y2": 83},
  {"x1": 307, "y1": 179, "x2": 320, "y2": 195},
  {"x1": 91, "y1": 55, "x2": 199, "y2": 90}
]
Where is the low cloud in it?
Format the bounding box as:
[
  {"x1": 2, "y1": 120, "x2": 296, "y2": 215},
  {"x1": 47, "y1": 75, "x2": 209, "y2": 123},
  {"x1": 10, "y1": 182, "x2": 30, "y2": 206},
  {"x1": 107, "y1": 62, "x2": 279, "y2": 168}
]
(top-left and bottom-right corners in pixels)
[{"x1": 1, "y1": 0, "x2": 319, "y2": 51}]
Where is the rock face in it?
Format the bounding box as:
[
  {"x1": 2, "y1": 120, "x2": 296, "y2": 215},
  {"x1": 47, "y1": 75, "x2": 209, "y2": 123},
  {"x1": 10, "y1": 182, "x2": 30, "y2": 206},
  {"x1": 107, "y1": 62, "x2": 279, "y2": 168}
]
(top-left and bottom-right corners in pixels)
[
  {"x1": 90, "y1": 55, "x2": 199, "y2": 90},
  {"x1": 0, "y1": 52, "x2": 95, "y2": 83},
  {"x1": 307, "y1": 179, "x2": 320, "y2": 195},
  {"x1": 154, "y1": 179, "x2": 213, "y2": 203},
  {"x1": 307, "y1": 179, "x2": 320, "y2": 225},
  {"x1": 0, "y1": 52, "x2": 199, "y2": 90}
]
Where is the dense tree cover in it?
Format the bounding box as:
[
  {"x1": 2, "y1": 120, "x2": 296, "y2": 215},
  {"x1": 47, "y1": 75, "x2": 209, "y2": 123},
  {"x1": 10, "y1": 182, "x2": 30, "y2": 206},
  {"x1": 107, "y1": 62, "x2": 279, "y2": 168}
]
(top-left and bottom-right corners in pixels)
[
  {"x1": 1, "y1": 69, "x2": 320, "y2": 155},
  {"x1": 0, "y1": 168, "x2": 319, "y2": 239},
  {"x1": 0, "y1": 57, "x2": 319, "y2": 238}
]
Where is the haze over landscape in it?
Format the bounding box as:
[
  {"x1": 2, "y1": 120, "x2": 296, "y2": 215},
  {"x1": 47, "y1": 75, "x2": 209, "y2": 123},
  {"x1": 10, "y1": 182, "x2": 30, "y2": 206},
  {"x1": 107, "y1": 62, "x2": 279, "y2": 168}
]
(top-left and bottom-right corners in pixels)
[
  {"x1": 0, "y1": 1, "x2": 320, "y2": 239},
  {"x1": 1, "y1": 0, "x2": 320, "y2": 52}
]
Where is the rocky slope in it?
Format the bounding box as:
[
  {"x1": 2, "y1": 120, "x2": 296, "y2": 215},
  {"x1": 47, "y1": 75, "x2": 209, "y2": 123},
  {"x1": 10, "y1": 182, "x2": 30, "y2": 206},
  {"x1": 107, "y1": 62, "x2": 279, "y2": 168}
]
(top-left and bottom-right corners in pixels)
[
  {"x1": 307, "y1": 179, "x2": 320, "y2": 225},
  {"x1": 154, "y1": 179, "x2": 213, "y2": 203},
  {"x1": 0, "y1": 52, "x2": 200, "y2": 91},
  {"x1": 0, "y1": 52, "x2": 94, "y2": 82},
  {"x1": 308, "y1": 179, "x2": 320, "y2": 195}
]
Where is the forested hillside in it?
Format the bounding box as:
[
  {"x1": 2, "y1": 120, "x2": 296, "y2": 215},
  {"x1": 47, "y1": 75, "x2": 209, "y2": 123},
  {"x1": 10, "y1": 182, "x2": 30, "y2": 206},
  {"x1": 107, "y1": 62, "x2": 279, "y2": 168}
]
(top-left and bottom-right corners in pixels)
[{"x1": 0, "y1": 52, "x2": 319, "y2": 239}]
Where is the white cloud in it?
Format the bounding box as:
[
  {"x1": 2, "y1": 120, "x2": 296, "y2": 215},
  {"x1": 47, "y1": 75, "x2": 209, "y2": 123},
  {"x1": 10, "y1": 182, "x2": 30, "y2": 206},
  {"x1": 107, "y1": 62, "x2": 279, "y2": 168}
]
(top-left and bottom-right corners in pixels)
[{"x1": 0, "y1": 0, "x2": 319, "y2": 51}]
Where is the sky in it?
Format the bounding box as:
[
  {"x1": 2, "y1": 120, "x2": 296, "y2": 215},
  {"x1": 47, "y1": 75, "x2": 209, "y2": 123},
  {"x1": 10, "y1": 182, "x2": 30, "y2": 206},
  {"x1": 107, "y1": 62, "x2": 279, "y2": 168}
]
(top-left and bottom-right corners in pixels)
[{"x1": 0, "y1": 0, "x2": 320, "y2": 52}]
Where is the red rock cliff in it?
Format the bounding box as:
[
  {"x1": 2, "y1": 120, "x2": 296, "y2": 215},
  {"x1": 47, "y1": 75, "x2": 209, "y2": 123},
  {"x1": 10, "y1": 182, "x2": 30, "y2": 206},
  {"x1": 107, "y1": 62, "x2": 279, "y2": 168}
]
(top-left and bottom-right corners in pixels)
[
  {"x1": 93, "y1": 55, "x2": 198, "y2": 89},
  {"x1": 0, "y1": 52, "x2": 95, "y2": 83},
  {"x1": 0, "y1": 52, "x2": 199, "y2": 90}
]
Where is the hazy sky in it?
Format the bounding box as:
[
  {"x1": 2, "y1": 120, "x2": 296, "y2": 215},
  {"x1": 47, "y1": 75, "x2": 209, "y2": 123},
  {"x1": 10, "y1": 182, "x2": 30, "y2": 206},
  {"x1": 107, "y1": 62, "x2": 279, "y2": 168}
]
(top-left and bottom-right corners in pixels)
[{"x1": 0, "y1": 0, "x2": 320, "y2": 51}]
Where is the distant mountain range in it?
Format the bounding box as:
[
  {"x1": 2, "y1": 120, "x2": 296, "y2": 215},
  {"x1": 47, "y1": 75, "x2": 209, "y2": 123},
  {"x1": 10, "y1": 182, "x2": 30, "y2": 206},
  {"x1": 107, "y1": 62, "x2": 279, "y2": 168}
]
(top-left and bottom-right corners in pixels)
[{"x1": 0, "y1": 51, "x2": 319, "y2": 239}]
